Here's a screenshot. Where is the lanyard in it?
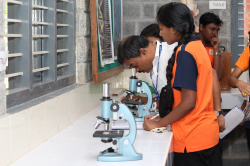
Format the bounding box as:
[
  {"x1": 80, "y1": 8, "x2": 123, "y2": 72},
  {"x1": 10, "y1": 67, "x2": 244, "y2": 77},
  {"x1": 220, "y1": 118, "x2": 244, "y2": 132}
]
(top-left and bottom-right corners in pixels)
[{"x1": 150, "y1": 43, "x2": 162, "y2": 103}]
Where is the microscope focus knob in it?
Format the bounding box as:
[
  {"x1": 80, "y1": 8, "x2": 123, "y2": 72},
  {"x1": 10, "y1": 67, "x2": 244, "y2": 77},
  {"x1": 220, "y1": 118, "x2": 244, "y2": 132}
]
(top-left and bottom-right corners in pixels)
[
  {"x1": 118, "y1": 114, "x2": 124, "y2": 120},
  {"x1": 111, "y1": 103, "x2": 119, "y2": 112},
  {"x1": 124, "y1": 139, "x2": 129, "y2": 145},
  {"x1": 136, "y1": 80, "x2": 142, "y2": 87},
  {"x1": 113, "y1": 140, "x2": 117, "y2": 145}
]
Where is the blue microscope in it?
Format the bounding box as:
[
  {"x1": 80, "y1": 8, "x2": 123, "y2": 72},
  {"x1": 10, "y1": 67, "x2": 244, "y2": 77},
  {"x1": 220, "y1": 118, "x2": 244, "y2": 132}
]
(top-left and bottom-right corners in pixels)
[
  {"x1": 122, "y1": 68, "x2": 153, "y2": 122},
  {"x1": 93, "y1": 83, "x2": 142, "y2": 161}
]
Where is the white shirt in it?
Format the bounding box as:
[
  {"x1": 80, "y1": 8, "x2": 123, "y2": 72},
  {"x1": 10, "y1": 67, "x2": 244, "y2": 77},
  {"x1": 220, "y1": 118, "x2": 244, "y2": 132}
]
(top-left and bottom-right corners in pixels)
[{"x1": 146, "y1": 40, "x2": 178, "y2": 94}]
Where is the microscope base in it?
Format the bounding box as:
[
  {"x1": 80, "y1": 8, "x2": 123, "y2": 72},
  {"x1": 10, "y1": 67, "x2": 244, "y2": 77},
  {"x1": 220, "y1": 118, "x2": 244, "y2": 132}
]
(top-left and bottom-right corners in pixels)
[{"x1": 97, "y1": 152, "x2": 142, "y2": 161}]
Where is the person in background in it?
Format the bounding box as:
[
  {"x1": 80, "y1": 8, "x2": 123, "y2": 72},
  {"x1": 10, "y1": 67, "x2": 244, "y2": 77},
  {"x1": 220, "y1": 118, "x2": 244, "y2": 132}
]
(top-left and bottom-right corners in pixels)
[
  {"x1": 140, "y1": 23, "x2": 164, "y2": 43},
  {"x1": 199, "y1": 12, "x2": 224, "y2": 80},
  {"x1": 118, "y1": 35, "x2": 177, "y2": 109},
  {"x1": 198, "y1": 12, "x2": 226, "y2": 156},
  {"x1": 139, "y1": 23, "x2": 173, "y2": 109},
  {"x1": 247, "y1": 31, "x2": 250, "y2": 46},
  {"x1": 143, "y1": 2, "x2": 222, "y2": 165},
  {"x1": 140, "y1": 23, "x2": 225, "y2": 133},
  {"x1": 228, "y1": 42, "x2": 250, "y2": 151}
]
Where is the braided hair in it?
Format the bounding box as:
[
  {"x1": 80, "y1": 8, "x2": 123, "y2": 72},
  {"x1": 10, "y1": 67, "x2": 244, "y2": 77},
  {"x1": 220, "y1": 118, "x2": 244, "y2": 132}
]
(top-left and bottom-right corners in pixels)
[{"x1": 157, "y1": 2, "x2": 195, "y2": 118}]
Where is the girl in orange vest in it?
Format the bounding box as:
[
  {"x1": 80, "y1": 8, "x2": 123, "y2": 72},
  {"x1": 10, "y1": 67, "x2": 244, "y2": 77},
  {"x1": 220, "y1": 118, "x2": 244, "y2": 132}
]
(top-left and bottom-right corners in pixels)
[
  {"x1": 228, "y1": 44, "x2": 250, "y2": 151},
  {"x1": 143, "y1": 2, "x2": 222, "y2": 166}
]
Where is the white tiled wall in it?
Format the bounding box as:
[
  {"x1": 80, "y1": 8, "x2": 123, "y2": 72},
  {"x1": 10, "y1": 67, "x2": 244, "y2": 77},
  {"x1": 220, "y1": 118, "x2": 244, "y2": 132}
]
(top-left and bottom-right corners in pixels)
[
  {"x1": 0, "y1": 116, "x2": 11, "y2": 166},
  {"x1": 0, "y1": 70, "x2": 145, "y2": 166},
  {"x1": 44, "y1": 97, "x2": 58, "y2": 140},
  {"x1": 10, "y1": 109, "x2": 29, "y2": 163},
  {"x1": 29, "y1": 104, "x2": 45, "y2": 150}
]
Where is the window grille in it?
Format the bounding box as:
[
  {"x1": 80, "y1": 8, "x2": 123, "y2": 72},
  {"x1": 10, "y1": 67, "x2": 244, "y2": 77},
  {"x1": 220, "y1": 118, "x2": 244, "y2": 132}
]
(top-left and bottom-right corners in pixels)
[
  {"x1": 5, "y1": 0, "x2": 75, "y2": 108},
  {"x1": 232, "y1": 0, "x2": 250, "y2": 66}
]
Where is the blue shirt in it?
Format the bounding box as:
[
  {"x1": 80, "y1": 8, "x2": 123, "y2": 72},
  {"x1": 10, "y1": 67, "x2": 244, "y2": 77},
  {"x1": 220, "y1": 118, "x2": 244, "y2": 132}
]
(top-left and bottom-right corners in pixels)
[{"x1": 173, "y1": 36, "x2": 199, "y2": 92}]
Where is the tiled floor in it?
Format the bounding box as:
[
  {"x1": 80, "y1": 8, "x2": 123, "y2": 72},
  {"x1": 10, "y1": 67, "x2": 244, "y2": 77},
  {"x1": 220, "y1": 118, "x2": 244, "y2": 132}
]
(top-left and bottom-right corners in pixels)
[{"x1": 9, "y1": 96, "x2": 172, "y2": 166}]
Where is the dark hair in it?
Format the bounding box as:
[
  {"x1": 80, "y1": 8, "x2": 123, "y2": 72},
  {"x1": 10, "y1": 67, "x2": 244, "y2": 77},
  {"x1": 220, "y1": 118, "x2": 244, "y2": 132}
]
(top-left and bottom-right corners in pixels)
[
  {"x1": 140, "y1": 23, "x2": 164, "y2": 42},
  {"x1": 117, "y1": 35, "x2": 149, "y2": 64},
  {"x1": 157, "y1": 2, "x2": 194, "y2": 118},
  {"x1": 199, "y1": 12, "x2": 223, "y2": 28}
]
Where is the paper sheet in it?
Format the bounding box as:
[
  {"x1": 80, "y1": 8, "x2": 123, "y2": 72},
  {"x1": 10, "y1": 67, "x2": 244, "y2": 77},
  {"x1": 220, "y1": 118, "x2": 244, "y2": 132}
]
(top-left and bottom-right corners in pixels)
[{"x1": 219, "y1": 106, "x2": 245, "y2": 139}]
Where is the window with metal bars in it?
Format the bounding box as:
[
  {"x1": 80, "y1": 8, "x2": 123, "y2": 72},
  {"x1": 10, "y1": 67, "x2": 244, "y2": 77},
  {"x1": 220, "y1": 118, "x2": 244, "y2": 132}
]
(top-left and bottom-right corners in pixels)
[
  {"x1": 5, "y1": 0, "x2": 75, "y2": 108},
  {"x1": 232, "y1": 0, "x2": 250, "y2": 67}
]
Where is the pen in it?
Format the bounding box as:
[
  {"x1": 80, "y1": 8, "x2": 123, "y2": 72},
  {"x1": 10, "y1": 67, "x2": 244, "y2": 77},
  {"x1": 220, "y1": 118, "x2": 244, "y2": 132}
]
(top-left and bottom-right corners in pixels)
[{"x1": 150, "y1": 113, "x2": 159, "y2": 120}]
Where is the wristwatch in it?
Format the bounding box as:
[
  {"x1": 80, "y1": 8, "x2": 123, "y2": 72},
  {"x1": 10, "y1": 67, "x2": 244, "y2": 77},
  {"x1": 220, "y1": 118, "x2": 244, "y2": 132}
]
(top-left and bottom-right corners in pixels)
[
  {"x1": 215, "y1": 110, "x2": 223, "y2": 117},
  {"x1": 215, "y1": 51, "x2": 222, "y2": 56}
]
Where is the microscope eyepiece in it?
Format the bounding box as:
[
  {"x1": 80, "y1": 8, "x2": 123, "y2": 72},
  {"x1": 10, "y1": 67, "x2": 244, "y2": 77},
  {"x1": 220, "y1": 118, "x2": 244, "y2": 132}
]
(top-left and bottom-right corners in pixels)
[{"x1": 103, "y1": 83, "x2": 110, "y2": 98}]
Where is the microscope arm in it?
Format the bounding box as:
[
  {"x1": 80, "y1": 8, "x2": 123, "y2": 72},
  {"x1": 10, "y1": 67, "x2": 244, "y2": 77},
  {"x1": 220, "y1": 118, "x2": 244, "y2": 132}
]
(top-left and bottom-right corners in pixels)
[
  {"x1": 135, "y1": 81, "x2": 153, "y2": 119},
  {"x1": 139, "y1": 82, "x2": 153, "y2": 108},
  {"x1": 111, "y1": 103, "x2": 137, "y2": 145}
]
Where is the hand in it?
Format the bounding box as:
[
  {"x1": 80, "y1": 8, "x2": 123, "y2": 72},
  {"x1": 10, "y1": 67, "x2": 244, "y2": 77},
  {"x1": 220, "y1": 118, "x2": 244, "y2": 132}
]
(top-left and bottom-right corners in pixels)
[
  {"x1": 143, "y1": 117, "x2": 162, "y2": 131},
  {"x1": 120, "y1": 95, "x2": 132, "y2": 102},
  {"x1": 144, "y1": 115, "x2": 154, "y2": 120},
  {"x1": 144, "y1": 115, "x2": 161, "y2": 121},
  {"x1": 211, "y1": 34, "x2": 220, "y2": 51},
  {"x1": 120, "y1": 94, "x2": 148, "y2": 104},
  {"x1": 120, "y1": 96, "x2": 126, "y2": 102},
  {"x1": 236, "y1": 80, "x2": 250, "y2": 97},
  {"x1": 218, "y1": 114, "x2": 226, "y2": 132},
  {"x1": 120, "y1": 94, "x2": 135, "y2": 102}
]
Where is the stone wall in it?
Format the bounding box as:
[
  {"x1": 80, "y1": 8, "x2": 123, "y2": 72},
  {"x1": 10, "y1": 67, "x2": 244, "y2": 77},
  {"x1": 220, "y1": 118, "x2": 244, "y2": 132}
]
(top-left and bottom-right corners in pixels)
[
  {"x1": 75, "y1": 0, "x2": 92, "y2": 83},
  {"x1": 123, "y1": 0, "x2": 232, "y2": 52},
  {"x1": 74, "y1": 0, "x2": 232, "y2": 83},
  {"x1": 0, "y1": 0, "x2": 6, "y2": 116}
]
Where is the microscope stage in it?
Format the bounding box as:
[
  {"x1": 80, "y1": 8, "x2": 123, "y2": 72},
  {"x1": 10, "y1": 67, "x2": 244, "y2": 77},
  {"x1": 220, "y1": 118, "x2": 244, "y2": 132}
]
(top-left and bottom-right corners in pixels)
[
  {"x1": 93, "y1": 130, "x2": 124, "y2": 138},
  {"x1": 122, "y1": 100, "x2": 143, "y2": 105}
]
